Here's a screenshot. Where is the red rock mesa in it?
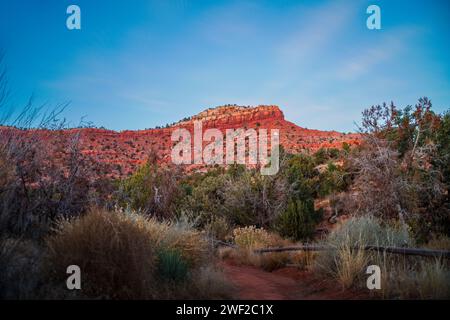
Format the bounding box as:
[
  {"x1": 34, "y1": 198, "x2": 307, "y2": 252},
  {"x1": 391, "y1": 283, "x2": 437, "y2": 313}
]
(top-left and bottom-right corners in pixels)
[{"x1": 0, "y1": 105, "x2": 360, "y2": 178}]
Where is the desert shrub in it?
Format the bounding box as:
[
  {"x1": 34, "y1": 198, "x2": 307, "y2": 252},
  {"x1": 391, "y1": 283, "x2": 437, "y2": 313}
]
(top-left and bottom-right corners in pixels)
[
  {"x1": 339, "y1": 133, "x2": 448, "y2": 242},
  {"x1": 157, "y1": 249, "x2": 189, "y2": 282},
  {"x1": 221, "y1": 169, "x2": 288, "y2": 227},
  {"x1": 156, "y1": 219, "x2": 210, "y2": 269},
  {"x1": 314, "y1": 216, "x2": 450, "y2": 298},
  {"x1": 124, "y1": 211, "x2": 210, "y2": 268},
  {"x1": 0, "y1": 127, "x2": 112, "y2": 239},
  {"x1": 276, "y1": 199, "x2": 321, "y2": 241},
  {"x1": 317, "y1": 162, "x2": 347, "y2": 197},
  {"x1": 314, "y1": 148, "x2": 341, "y2": 164},
  {"x1": 233, "y1": 226, "x2": 272, "y2": 249},
  {"x1": 205, "y1": 216, "x2": 231, "y2": 241},
  {"x1": 289, "y1": 250, "x2": 317, "y2": 270},
  {"x1": 406, "y1": 259, "x2": 450, "y2": 299},
  {"x1": 324, "y1": 215, "x2": 412, "y2": 249},
  {"x1": 341, "y1": 138, "x2": 412, "y2": 220},
  {"x1": 227, "y1": 226, "x2": 291, "y2": 271},
  {"x1": 342, "y1": 142, "x2": 351, "y2": 154},
  {"x1": 45, "y1": 208, "x2": 158, "y2": 299},
  {"x1": 283, "y1": 153, "x2": 317, "y2": 201},
  {"x1": 116, "y1": 161, "x2": 182, "y2": 219},
  {"x1": 435, "y1": 110, "x2": 450, "y2": 192},
  {"x1": 189, "y1": 266, "x2": 234, "y2": 299},
  {"x1": 275, "y1": 152, "x2": 331, "y2": 240},
  {"x1": 177, "y1": 173, "x2": 228, "y2": 227},
  {"x1": 354, "y1": 98, "x2": 450, "y2": 239},
  {"x1": 147, "y1": 216, "x2": 232, "y2": 298},
  {"x1": 0, "y1": 238, "x2": 44, "y2": 299}
]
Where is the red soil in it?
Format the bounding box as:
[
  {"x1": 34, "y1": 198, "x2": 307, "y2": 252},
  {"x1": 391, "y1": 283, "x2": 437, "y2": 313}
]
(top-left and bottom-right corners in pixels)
[{"x1": 222, "y1": 260, "x2": 371, "y2": 300}]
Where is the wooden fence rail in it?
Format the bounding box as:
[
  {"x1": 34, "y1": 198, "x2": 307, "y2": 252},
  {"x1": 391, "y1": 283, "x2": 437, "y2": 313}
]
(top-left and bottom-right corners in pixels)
[
  {"x1": 254, "y1": 244, "x2": 450, "y2": 259},
  {"x1": 213, "y1": 239, "x2": 238, "y2": 249}
]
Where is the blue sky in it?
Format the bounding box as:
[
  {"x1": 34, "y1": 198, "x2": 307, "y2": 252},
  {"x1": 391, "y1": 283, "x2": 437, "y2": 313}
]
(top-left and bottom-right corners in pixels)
[{"x1": 0, "y1": 0, "x2": 449, "y2": 132}]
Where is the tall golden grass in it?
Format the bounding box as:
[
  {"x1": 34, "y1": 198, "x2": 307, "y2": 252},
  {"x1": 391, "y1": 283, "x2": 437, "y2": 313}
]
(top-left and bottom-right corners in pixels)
[
  {"x1": 45, "y1": 208, "x2": 232, "y2": 299},
  {"x1": 314, "y1": 216, "x2": 450, "y2": 299},
  {"x1": 220, "y1": 226, "x2": 291, "y2": 271},
  {"x1": 46, "y1": 208, "x2": 158, "y2": 299}
]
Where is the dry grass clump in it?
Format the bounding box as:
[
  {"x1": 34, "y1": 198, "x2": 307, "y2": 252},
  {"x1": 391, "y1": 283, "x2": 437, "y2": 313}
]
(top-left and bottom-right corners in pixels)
[
  {"x1": 205, "y1": 216, "x2": 232, "y2": 242},
  {"x1": 334, "y1": 243, "x2": 368, "y2": 289},
  {"x1": 289, "y1": 251, "x2": 317, "y2": 270},
  {"x1": 233, "y1": 226, "x2": 274, "y2": 249},
  {"x1": 46, "y1": 208, "x2": 158, "y2": 299},
  {"x1": 391, "y1": 258, "x2": 450, "y2": 299},
  {"x1": 45, "y1": 208, "x2": 233, "y2": 299},
  {"x1": 222, "y1": 226, "x2": 291, "y2": 271},
  {"x1": 314, "y1": 215, "x2": 412, "y2": 288},
  {"x1": 0, "y1": 238, "x2": 44, "y2": 299},
  {"x1": 155, "y1": 265, "x2": 234, "y2": 299},
  {"x1": 424, "y1": 235, "x2": 450, "y2": 250},
  {"x1": 258, "y1": 252, "x2": 291, "y2": 272},
  {"x1": 157, "y1": 221, "x2": 211, "y2": 269},
  {"x1": 314, "y1": 216, "x2": 450, "y2": 299},
  {"x1": 220, "y1": 226, "x2": 318, "y2": 272}
]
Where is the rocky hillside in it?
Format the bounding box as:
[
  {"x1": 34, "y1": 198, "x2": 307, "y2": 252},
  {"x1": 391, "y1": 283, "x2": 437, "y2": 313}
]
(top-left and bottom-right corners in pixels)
[{"x1": 0, "y1": 105, "x2": 360, "y2": 178}]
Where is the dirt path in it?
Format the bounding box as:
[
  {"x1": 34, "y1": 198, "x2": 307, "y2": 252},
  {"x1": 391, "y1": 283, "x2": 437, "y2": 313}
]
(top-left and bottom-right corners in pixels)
[
  {"x1": 222, "y1": 262, "x2": 303, "y2": 299},
  {"x1": 222, "y1": 261, "x2": 369, "y2": 300}
]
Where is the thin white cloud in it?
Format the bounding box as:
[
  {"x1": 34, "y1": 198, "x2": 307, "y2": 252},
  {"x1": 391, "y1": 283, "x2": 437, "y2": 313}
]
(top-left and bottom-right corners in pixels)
[
  {"x1": 334, "y1": 27, "x2": 421, "y2": 80},
  {"x1": 277, "y1": 1, "x2": 355, "y2": 66}
]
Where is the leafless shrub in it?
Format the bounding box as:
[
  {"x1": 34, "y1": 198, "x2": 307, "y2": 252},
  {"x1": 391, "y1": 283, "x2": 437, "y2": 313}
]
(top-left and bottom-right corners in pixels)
[
  {"x1": 342, "y1": 136, "x2": 412, "y2": 220},
  {"x1": 0, "y1": 55, "x2": 111, "y2": 238}
]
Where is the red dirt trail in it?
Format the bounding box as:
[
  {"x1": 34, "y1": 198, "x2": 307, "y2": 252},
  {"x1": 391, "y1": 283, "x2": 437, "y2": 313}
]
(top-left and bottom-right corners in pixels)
[{"x1": 222, "y1": 261, "x2": 370, "y2": 300}]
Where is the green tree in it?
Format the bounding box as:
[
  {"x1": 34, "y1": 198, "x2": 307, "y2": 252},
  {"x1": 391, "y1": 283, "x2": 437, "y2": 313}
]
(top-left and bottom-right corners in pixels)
[
  {"x1": 276, "y1": 199, "x2": 321, "y2": 241},
  {"x1": 284, "y1": 153, "x2": 317, "y2": 201}
]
